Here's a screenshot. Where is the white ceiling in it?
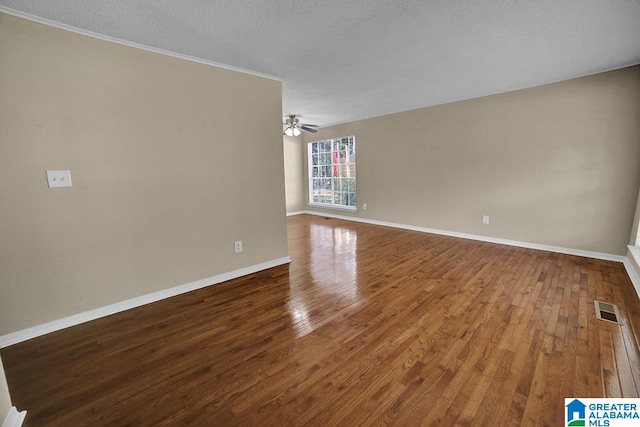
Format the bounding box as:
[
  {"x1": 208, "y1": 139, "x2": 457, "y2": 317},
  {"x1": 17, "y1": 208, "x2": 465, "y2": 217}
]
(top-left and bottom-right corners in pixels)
[{"x1": 1, "y1": 0, "x2": 639, "y2": 127}]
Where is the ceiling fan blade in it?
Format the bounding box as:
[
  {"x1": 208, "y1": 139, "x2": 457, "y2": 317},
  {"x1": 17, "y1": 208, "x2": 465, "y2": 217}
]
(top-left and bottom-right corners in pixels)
[
  {"x1": 300, "y1": 125, "x2": 318, "y2": 133},
  {"x1": 301, "y1": 123, "x2": 318, "y2": 127}
]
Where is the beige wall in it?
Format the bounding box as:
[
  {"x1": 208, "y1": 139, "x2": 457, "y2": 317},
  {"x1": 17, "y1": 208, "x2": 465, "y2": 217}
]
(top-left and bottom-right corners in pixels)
[
  {"x1": 283, "y1": 135, "x2": 305, "y2": 212},
  {"x1": 0, "y1": 13, "x2": 288, "y2": 336},
  {"x1": 0, "y1": 357, "x2": 10, "y2": 419},
  {"x1": 304, "y1": 66, "x2": 640, "y2": 255}
]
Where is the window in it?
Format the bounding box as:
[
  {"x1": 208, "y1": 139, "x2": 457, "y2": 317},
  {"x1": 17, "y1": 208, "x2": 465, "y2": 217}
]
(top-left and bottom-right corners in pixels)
[{"x1": 308, "y1": 136, "x2": 356, "y2": 210}]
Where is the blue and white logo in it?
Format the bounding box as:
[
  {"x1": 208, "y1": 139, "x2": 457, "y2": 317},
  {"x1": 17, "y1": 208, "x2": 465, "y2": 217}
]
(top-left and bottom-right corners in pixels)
[
  {"x1": 567, "y1": 399, "x2": 587, "y2": 426},
  {"x1": 565, "y1": 398, "x2": 640, "y2": 427}
]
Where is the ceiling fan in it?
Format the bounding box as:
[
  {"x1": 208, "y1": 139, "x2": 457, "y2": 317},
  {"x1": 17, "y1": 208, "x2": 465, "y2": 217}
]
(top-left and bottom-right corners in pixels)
[{"x1": 283, "y1": 114, "x2": 318, "y2": 136}]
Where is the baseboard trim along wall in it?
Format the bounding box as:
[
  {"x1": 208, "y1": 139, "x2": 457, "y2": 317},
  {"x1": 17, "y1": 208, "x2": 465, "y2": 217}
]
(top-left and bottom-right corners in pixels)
[
  {"x1": 0, "y1": 257, "x2": 291, "y2": 348},
  {"x1": 3, "y1": 211, "x2": 639, "y2": 349},
  {"x1": 296, "y1": 210, "x2": 640, "y2": 300},
  {"x1": 2, "y1": 407, "x2": 26, "y2": 427}
]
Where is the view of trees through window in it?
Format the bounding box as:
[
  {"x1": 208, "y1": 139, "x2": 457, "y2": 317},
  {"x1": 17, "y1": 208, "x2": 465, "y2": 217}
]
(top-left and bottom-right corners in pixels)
[{"x1": 309, "y1": 136, "x2": 356, "y2": 208}]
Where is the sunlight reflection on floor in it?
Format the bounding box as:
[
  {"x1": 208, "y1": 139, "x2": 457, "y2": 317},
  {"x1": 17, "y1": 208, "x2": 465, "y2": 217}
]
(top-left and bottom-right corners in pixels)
[{"x1": 287, "y1": 222, "x2": 361, "y2": 337}]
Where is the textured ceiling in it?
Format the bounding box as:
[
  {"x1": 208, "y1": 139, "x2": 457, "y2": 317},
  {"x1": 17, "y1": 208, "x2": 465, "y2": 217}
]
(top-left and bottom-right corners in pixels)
[{"x1": 1, "y1": 0, "x2": 639, "y2": 127}]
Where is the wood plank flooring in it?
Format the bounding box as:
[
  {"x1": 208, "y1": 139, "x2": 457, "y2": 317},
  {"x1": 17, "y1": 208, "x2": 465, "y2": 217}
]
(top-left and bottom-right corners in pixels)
[{"x1": 2, "y1": 214, "x2": 640, "y2": 426}]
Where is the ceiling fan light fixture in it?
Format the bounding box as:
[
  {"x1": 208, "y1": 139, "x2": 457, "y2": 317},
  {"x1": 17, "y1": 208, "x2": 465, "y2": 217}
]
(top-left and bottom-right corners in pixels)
[
  {"x1": 284, "y1": 125, "x2": 301, "y2": 137},
  {"x1": 283, "y1": 115, "x2": 316, "y2": 136}
]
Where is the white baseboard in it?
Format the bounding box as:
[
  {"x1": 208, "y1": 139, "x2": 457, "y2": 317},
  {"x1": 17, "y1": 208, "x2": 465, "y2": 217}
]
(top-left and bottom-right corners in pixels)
[
  {"x1": 2, "y1": 211, "x2": 637, "y2": 349},
  {"x1": 300, "y1": 210, "x2": 625, "y2": 263},
  {"x1": 2, "y1": 407, "x2": 26, "y2": 427},
  {"x1": 0, "y1": 257, "x2": 291, "y2": 348}
]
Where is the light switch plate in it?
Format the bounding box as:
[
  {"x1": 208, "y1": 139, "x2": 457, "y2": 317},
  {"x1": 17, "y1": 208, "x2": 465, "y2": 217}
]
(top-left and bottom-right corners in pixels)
[{"x1": 46, "y1": 170, "x2": 72, "y2": 188}]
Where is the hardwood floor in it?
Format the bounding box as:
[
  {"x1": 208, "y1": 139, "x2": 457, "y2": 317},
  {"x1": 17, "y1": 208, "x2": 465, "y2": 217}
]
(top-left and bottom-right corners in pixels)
[{"x1": 2, "y1": 214, "x2": 640, "y2": 426}]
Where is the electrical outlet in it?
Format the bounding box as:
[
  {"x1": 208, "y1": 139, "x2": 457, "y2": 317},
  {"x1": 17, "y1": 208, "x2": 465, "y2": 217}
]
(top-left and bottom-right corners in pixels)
[
  {"x1": 363, "y1": 203, "x2": 367, "y2": 210},
  {"x1": 482, "y1": 215, "x2": 490, "y2": 225},
  {"x1": 234, "y1": 241, "x2": 243, "y2": 253},
  {"x1": 46, "y1": 170, "x2": 72, "y2": 188}
]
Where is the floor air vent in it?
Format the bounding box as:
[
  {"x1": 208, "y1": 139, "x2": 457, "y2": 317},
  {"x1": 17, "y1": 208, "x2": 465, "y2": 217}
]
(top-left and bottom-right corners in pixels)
[{"x1": 594, "y1": 301, "x2": 622, "y2": 325}]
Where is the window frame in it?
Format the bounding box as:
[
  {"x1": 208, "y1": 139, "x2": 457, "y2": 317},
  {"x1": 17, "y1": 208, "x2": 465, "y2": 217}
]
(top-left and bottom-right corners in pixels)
[{"x1": 307, "y1": 136, "x2": 357, "y2": 211}]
